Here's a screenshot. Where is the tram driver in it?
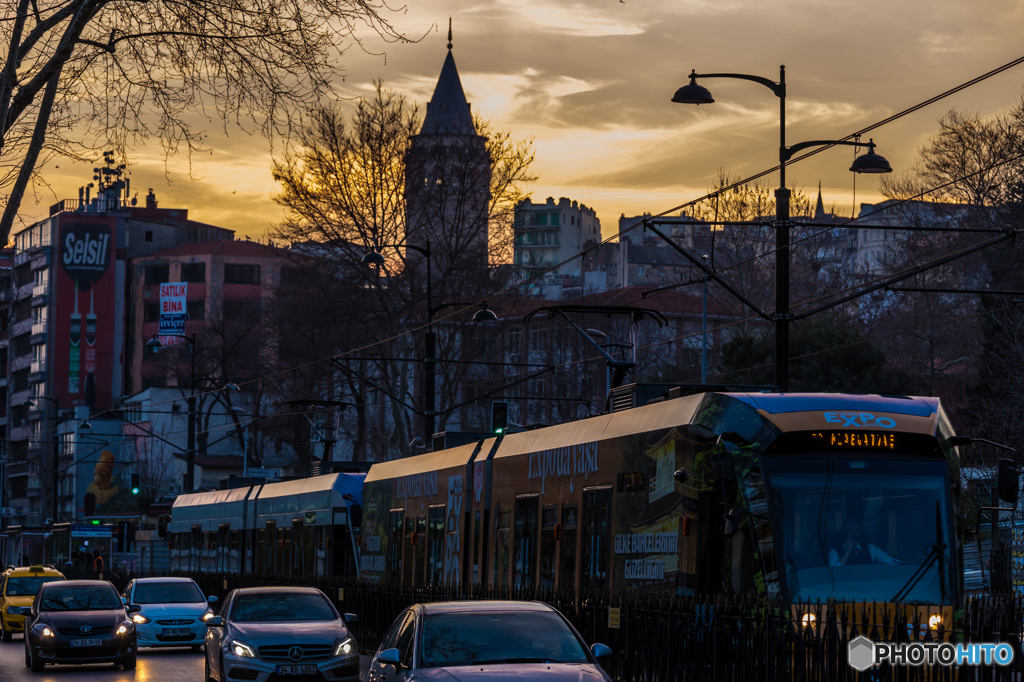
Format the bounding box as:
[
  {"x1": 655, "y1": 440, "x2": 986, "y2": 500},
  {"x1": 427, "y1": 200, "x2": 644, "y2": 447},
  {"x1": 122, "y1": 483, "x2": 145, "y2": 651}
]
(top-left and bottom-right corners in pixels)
[{"x1": 827, "y1": 518, "x2": 901, "y2": 567}]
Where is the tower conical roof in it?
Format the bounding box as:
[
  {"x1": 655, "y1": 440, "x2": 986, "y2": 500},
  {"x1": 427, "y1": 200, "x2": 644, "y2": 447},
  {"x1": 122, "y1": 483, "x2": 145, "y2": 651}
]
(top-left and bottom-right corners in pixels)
[
  {"x1": 420, "y1": 50, "x2": 477, "y2": 136},
  {"x1": 814, "y1": 182, "x2": 826, "y2": 220}
]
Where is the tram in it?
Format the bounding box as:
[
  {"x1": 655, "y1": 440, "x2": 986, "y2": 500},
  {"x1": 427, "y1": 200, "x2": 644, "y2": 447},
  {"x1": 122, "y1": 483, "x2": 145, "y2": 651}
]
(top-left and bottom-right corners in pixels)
[
  {"x1": 360, "y1": 392, "x2": 977, "y2": 624},
  {"x1": 167, "y1": 471, "x2": 365, "y2": 576}
]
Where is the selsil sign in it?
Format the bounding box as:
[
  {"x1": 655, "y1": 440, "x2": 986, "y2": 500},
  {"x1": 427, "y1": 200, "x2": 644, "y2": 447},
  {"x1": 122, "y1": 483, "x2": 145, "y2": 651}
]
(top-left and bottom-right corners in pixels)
[{"x1": 61, "y1": 225, "x2": 112, "y2": 290}]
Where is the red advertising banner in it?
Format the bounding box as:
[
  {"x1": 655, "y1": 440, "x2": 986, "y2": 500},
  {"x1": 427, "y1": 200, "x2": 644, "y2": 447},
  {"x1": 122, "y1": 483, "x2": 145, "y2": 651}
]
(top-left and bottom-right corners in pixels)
[{"x1": 53, "y1": 217, "x2": 117, "y2": 411}]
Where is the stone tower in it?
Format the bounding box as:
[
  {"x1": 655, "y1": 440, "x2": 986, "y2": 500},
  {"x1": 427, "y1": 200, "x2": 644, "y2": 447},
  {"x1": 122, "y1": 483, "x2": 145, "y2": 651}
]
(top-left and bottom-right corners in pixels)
[{"x1": 405, "y1": 21, "x2": 492, "y2": 274}]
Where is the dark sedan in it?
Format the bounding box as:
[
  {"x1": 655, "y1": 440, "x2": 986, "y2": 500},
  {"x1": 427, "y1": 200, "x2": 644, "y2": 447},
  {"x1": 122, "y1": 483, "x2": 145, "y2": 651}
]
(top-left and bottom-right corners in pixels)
[
  {"x1": 22, "y1": 579, "x2": 139, "y2": 672},
  {"x1": 366, "y1": 601, "x2": 614, "y2": 682}
]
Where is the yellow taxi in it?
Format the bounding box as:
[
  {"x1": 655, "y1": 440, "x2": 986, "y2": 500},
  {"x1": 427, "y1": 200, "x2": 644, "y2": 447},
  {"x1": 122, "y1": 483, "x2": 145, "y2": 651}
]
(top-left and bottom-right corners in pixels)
[{"x1": 0, "y1": 566, "x2": 65, "y2": 641}]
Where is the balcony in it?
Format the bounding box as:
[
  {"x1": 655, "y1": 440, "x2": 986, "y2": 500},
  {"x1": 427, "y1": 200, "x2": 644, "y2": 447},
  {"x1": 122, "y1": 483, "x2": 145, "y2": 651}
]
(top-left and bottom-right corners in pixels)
[
  {"x1": 29, "y1": 361, "x2": 45, "y2": 381},
  {"x1": 31, "y1": 284, "x2": 47, "y2": 299}
]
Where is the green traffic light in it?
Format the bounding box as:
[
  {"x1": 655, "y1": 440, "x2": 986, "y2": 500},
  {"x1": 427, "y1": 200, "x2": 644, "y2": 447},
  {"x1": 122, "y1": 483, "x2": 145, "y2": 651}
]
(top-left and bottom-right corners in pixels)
[
  {"x1": 131, "y1": 487, "x2": 140, "y2": 495},
  {"x1": 495, "y1": 428, "x2": 504, "y2": 434},
  {"x1": 91, "y1": 519, "x2": 100, "y2": 525}
]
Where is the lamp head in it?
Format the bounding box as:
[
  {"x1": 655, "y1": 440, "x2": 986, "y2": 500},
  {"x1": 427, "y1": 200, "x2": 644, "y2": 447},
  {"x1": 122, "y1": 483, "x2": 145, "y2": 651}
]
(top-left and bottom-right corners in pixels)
[
  {"x1": 672, "y1": 70, "x2": 714, "y2": 105},
  {"x1": 472, "y1": 303, "x2": 498, "y2": 322},
  {"x1": 145, "y1": 337, "x2": 163, "y2": 351},
  {"x1": 850, "y1": 139, "x2": 893, "y2": 174},
  {"x1": 78, "y1": 421, "x2": 93, "y2": 435},
  {"x1": 22, "y1": 399, "x2": 34, "y2": 408},
  {"x1": 360, "y1": 250, "x2": 386, "y2": 267},
  {"x1": 224, "y1": 382, "x2": 241, "y2": 392}
]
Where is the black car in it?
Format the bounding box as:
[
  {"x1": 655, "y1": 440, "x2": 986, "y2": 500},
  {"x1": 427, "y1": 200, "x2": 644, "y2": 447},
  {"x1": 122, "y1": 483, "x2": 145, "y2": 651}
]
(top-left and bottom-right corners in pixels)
[{"x1": 22, "y1": 579, "x2": 139, "y2": 672}]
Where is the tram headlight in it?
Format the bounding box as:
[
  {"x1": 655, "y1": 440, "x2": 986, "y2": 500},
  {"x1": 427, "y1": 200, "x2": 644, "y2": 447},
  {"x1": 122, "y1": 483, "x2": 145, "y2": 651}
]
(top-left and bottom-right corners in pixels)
[
  {"x1": 801, "y1": 613, "x2": 816, "y2": 629},
  {"x1": 929, "y1": 614, "x2": 942, "y2": 630}
]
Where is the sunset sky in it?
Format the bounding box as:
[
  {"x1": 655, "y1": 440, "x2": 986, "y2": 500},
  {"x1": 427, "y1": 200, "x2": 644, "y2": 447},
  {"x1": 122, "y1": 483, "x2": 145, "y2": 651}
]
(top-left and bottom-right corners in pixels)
[{"x1": 17, "y1": 0, "x2": 1024, "y2": 241}]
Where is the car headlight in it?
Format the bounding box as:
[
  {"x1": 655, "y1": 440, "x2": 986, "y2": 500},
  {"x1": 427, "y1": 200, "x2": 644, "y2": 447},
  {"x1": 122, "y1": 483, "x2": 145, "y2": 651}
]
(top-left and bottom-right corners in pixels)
[
  {"x1": 5, "y1": 605, "x2": 21, "y2": 615},
  {"x1": 228, "y1": 640, "x2": 256, "y2": 658},
  {"x1": 31, "y1": 623, "x2": 54, "y2": 637},
  {"x1": 117, "y1": 622, "x2": 133, "y2": 636},
  {"x1": 200, "y1": 609, "x2": 215, "y2": 622},
  {"x1": 334, "y1": 637, "x2": 354, "y2": 657},
  {"x1": 132, "y1": 613, "x2": 151, "y2": 624}
]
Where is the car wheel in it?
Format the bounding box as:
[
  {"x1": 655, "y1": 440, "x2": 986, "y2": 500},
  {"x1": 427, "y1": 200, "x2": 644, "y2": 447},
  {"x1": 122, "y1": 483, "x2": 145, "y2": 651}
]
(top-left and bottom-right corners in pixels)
[
  {"x1": 29, "y1": 648, "x2": 44, "y2": 672},
  {"x1": 24, "y1": 643, "x2": 30, "y2": 667},
  {"x1": 123, "y1": 655, "x2": 137, "y2": 670},
  {"x1": 192, "y1": 643, "x2": 203, "y2": 652},
  {"x1": 1, "y1": 620, "x2": 11, "y2": 642}
]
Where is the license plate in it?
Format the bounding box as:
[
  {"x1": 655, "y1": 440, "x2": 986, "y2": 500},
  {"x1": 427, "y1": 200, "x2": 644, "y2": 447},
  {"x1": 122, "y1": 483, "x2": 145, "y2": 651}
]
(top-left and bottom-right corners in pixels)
[
  {"x1": 162, "y1": 628, "x2": 191, "y2": 637},
  {"x1": 276, "y1": 664, "x2": 318, "y2": 675},
  {"x1": 70, "y1": 638, "x2": 102, "y2": 648}
]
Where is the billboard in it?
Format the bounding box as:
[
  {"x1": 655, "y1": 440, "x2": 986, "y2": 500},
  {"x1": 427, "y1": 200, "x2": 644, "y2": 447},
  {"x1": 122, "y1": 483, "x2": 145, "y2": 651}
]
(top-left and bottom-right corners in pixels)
[
  {"x1": 53, "y1": 218, "x2": 118, "y2": 410},
  {"x1": 75, "y1": 439, "x2": 126, "y2": 518},
  {"x1": 159, "y1": 282, "x2": 187, "y2": 336}
]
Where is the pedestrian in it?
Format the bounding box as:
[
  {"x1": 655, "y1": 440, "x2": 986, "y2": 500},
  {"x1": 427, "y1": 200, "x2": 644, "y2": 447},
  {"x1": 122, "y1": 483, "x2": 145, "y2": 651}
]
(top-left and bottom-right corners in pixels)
[{"x1": 92, "y1": 549, "x2": 104, "y2": 575}]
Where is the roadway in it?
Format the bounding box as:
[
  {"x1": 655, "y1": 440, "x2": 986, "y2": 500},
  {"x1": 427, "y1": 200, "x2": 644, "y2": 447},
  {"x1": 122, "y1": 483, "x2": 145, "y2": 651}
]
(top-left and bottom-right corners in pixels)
[
  {"x1": 0, "y1": 638, "x2": 374, "y2": 681},
  {"x1": 0, "y1": 639, "x2": 204, "y2": 681}
]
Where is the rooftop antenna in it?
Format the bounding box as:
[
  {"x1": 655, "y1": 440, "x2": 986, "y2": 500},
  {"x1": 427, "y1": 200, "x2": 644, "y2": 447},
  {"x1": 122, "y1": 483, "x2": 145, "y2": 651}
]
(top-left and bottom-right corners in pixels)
[{"x1": 447, "y1": 17, "x2": 452, "y2": 50}]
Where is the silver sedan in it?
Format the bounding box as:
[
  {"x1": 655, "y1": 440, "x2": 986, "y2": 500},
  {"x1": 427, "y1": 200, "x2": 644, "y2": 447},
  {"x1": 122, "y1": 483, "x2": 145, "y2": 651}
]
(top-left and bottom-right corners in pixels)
[
  {"x1": 204, "y1": 586, "x2": 359, "y2": 682},
  {"x1": 366, "y1": 601, "x2": 613, "y2": 682}
]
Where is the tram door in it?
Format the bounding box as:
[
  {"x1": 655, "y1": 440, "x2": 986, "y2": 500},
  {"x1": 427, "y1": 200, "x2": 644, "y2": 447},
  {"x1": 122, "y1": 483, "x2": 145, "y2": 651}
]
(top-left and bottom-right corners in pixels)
[
  {"x1": 581, "y1": 487, "x2": 612, "y2": 591},
  {"x1": 402, "y1": 515, "x2": 427, "y2": 586}
]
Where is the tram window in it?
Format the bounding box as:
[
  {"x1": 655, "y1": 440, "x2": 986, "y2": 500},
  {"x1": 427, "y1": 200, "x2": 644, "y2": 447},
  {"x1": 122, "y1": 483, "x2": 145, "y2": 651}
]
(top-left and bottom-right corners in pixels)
[
  {"x1": 495, "y1": 509, "x2": 511, "y2": 587},
  {"x1": 540, "y1": 506, "x2": 558, "y2": 588},
  {"x1": 617, "y1": 472, "x2": 647, "y2": 493},
  {"x1": 560, "y1": 505, "x2": 578, "y2": 590},
  {"x1": 387, "y1": 510, "x2": 404, "y2": 581},
  {"x1": 414, "y1": 517, "x2": 427, "y2": 586},
  {"x1": 581, "y1": 488, "x2": 611, "y2": 591},
  {"x1": 513, "y1": 496, "x2": 539, "y2": 587},
  {"x1": 473, "y1": 511, "x2": 482, "y2": 584},
  {"x1": 428, "y1": 505, "x2": 446, "y2": 584},
  {"x1": 403, "y1": 517, "x2": 416, "y2": 586}
]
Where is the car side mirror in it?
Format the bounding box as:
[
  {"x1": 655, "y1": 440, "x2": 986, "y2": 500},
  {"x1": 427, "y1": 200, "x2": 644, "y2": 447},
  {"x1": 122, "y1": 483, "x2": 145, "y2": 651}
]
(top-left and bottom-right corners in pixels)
[
  {"x1": 343, "y1": 613, "x2": 358, "y2": 624},
  {"x1": 724, "y1": 507, "x2": 743, "y2": 536},
  {"x1": 208, "y1": 595, "x2": 219, "y2": 604},
  {"x1": 128, "y1": 604, "x2": 142, "y2": 614},
  {"x1": 591, "y1": 643, "x2": 612, "y2": 658},
  {"x1": 378, "y1": 648, "x2": 401, "y2": 666},
  {"x1": 205, "y1": 617, "x2": 223, "y2": 627},
  {"x1": 998, "y1": 459, "x2": 1018, "y2": 505}
]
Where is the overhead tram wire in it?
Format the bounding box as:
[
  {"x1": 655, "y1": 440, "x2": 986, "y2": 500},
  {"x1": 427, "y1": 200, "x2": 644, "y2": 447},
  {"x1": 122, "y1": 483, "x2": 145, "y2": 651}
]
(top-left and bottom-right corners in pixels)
[
  {"x1": 109, "y1": 138, "x2": 1024, "y2": 427},
  {"x1": 695, "y1": 303, "x2": 1020, "y2": 385},
  {"x1": 79, "y1": 51, "x2": 1024, "y2": 418}
]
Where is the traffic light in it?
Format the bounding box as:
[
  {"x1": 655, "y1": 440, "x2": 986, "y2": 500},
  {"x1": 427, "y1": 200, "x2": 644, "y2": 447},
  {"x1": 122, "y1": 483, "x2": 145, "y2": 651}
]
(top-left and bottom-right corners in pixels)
[
  {"x1": 130, "y1": 473, "x2": 140, "y2": 495},
  {"x1": 491, "y1": 401, "x2": 508, "y2": 433}
]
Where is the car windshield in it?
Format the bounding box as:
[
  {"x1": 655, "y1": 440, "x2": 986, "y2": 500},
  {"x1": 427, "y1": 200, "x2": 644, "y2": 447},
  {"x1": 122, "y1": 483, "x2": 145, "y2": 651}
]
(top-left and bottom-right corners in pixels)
[
  {"x1": 39, "y1": 585, "x2": 122, "y2": 611},
  {"x1": 134, "y1": 581, "x2": 204, "y2": 604},
  {"x1": 5, "y1": 576, "x2": 62, "y2": 597},
  {"x1": 231, "y1": 593, "x2": 336, "y2": 622},
  {"x1": 767, "y1": 457, "x2": 955, "y2": 604},
  {"x1": 420, "y1": 612, "x2": 589, "y2": 668}
]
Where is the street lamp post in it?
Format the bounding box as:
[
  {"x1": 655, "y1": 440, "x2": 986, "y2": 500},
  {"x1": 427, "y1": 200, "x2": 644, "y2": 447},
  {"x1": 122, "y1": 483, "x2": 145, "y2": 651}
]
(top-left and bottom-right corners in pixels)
[
  {"x1": 673, "y1": 67, "x2": 892, "y2": 391},
  {"x1": 24, "y1": 395, "x2": 64, "y2": 524},
  {"x1": 147, "y1": 332, "x2": 197, "y2": 492},
  {"x1": 361, "y1": 242, "x2": 438, "y2": 445}
]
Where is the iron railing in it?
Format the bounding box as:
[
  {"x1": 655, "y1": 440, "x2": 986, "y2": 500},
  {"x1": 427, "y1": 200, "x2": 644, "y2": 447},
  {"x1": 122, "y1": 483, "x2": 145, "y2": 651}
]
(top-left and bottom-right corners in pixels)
[{"x1": 65, "y1": 568, "x2": 1024, "y2": 681}]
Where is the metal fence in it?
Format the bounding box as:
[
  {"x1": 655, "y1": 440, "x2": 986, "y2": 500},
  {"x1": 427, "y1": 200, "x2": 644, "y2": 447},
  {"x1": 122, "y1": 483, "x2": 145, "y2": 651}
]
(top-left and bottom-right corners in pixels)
[{"x1": 70, "y1": 569, "x2": 1024, "y2": 682}]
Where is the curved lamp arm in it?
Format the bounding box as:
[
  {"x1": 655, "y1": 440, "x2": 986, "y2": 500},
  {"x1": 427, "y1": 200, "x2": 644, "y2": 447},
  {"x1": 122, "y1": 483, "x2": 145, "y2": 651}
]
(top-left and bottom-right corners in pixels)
[
  {"x1": 782, "y1": 138, "x2": 872, "y2": 162},
  {"x1": 691, "y1": 70, "x2": 785, "y2": 98}
]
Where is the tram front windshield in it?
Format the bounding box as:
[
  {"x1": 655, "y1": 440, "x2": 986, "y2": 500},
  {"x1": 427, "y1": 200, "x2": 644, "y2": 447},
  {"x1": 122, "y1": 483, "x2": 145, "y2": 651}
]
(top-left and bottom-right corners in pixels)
[{"x1": 766, "y1": 457, "x2": 954, "y2": 604}]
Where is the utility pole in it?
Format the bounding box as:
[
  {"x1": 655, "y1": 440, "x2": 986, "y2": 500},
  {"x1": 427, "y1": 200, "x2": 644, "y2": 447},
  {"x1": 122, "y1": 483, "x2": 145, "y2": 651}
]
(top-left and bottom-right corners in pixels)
[
  {"x1": 51, "y1": 393, "x2": 60, "y2": 523},
  {"x1": 186, "y1": 332, "x2": 196, "y2": 493}
]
